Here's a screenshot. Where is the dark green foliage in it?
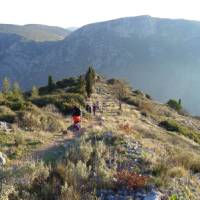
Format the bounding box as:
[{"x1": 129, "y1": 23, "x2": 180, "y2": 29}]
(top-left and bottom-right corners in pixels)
[
  {"x1": 167, "y1": 99, "x2": 182, "y2": 111},
  {"x1": 47, "y1": 75, "x2": 55, "y2": 92},
  {"x1": 6, "y1": 99, "x2": 25, "y2": 111},
  {"x1": 122, "y1": 96, "x2": 140, "y2": 107},
  {"x1": 0, "y1": 86, "x2": 26, "y2": 111},
  {"x1": 39, "y1": 77, "x2": 78, "y2": 95},
  {"x1": 159, "y1": 120, "x2": 179, "y2": 132},
  {"x1": 107, "y1": 78, "x2": 120, "y2": 85},
  {"x1": 56, "y1": 77, "x2": 77, "y2": 89},
  {"x1": 0, "y1": 106, "x2": 16, "y2": 123},
  {"x1": 159, "y1": 119, "x2": 200, "y2": 144},
  {"x1": 133, "y1": 90, "x2": 144, "y2": 96},
  {"x1": 31, "y1": 93, "x2": 85, "y2": 114},
  {"x1": 85, "y1": 66, "x2": 96, "y2": 98},
  {"x1": 145, "y1": 94, "x2": 152, "y2": 100}
]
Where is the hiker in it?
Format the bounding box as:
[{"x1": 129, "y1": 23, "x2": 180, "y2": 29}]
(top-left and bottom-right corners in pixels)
[
  {"x1": 72, "y1": 106, "x2": 81, "y2": 130},
  {"x1": 86, "y1": 104, "x2": 92, "y2": 113},
  {"x1": 92, "y1": 103, "x2": 97, "y2": 116}
]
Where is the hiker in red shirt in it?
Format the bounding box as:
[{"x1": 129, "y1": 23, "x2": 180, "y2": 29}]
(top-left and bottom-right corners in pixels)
[{"x1": 72, "y1": 106, "x2": 81, "y2": 130}]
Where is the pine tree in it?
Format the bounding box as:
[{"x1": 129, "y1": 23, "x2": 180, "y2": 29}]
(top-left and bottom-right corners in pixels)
[
  {"x1": 48, "y1": 75, "x2": 55, "y2": 91},
  {"x1": 12, "y1": 82, "x2": 22, "y2": 98},
  {"x1": 2, "y1": 77, "x2": 10, "y2": 95},
  {"x1": 85, "y1": 67, "x2": 96, "y2": 98},
  {"x1": 31, "y1": 86, "x2": 39, "y2": 97}
]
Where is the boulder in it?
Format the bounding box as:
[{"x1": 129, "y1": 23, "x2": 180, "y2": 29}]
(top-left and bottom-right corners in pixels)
[
  {"x1": 0, "y1": 152, "x2": 7, "y2": 166},
  {"x1": 144, "y1": 191, "x2": 163, "y2": 200},
  {"x1": 0, "y1": 121, "x2": 12, "y2": 133}
]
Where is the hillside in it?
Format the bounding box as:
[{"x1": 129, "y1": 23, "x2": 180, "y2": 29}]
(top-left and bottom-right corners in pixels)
[
  {"x1": 0, "y1": 16, "x2": 200, "y2": 114},
  {"x1": 0, "y1": 24, "x2": 71, "y2": 41},
  {"x1": 1, "y1": 72, "x2": 200, "y2": 199}
]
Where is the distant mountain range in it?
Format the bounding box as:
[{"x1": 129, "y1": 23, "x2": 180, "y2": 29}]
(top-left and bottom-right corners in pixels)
[
  {"x1": 1, "y1": 16, "x2": 200, "y2": 114},
  {"x1": 0, "y1": 24, "x2": 71, "y2": 41}
]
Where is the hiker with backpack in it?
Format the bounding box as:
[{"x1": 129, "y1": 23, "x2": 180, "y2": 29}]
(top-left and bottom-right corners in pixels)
[
  {"x1": 92, "y1": 103, "x2": 97, "y2": 116},
  {"x1": 86, "y1": 103, "x2": 92, "y2": 113},
  {"x1": 72, "y1": 106, "x2": 81, "y2": 130}
]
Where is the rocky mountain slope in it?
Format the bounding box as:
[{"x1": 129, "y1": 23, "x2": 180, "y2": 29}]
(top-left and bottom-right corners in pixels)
[
  {"x1": 1, "y1": 16, "x2": 200, "y2": 114},
  {"x1": 0, "y1": 24, "x2": 71, "y2": 41},
  {"x1": 1, "y1": 75, "x2": 200, "y2": 199}
]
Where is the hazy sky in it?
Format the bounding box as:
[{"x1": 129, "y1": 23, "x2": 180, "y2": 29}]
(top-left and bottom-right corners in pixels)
[{"x1": 0, "y1": 0, "x2": 199, "y2": 28}]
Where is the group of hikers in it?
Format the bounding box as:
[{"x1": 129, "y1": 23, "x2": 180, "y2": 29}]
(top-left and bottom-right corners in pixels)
[
  {"x1": 86, "y1": 101, "x2": 100, "y2": 116},
  {"x1": 71, "y1": 101, "x2": 100, "y2": 131}
]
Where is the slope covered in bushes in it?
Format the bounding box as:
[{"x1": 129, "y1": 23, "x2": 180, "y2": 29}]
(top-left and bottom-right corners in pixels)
[{"x1": 1, "y1": 74, "x2": 200, "y2": 199}]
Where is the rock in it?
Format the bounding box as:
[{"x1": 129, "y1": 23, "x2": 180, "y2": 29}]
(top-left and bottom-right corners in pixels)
[
  {"x1": 144, "y1": 191, "x2": 163, "y2": 200},
  {"x1": 0, "y1": 152, "x2": 7, "y2": 166},
  {"x1": 0, "y1": 121, "x2": 11, "y2": 133}
]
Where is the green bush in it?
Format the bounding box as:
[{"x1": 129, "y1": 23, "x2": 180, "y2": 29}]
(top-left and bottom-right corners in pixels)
[
  {"x1": 159, "y1": 119, "x2": 200, "y2": 144},
  {"x1": 133, "y1": 90, "x2": 144, "y2": 96},
  {"x1": 159, "y1": 120, "x2": 179, "y2": 132},
  {"x1": 6, "y1": 99, "x2": 26, "y2": 111},
  {"x1": 107, "y1": 78, "x2": 120, "y2": 85},
  {"x1": 0, "y1": 106, "x2": 16, "y2": 123},
  {"x1": 122, "y1": 96, "x2": 140, "y2": 107},
  {"x1": 167, "y1": 99, "x2": 182, "y2": 111},
  {"x1": 56, "y1": 77, "x2": 78, "y2": 89},
  {"x1": 145, "y1": 94, "x2": 152, "y2": 100},
  {"x1": 16, "y1": 104, "x2": 65, "y2": 132},
  {"x1": 30, "y1": 93, "x2": 85, "y2": 114}
]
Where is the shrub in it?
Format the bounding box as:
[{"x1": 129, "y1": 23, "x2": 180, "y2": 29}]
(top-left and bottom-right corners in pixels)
[
  {"x1": 16, "y1": 105, "x2": 65, "y2": 132},
  {"x1": 167, "y1": 99, "x2": 182, "y2": 112},
  {"x1": 56, "y1": 77, "x2": 77, "y2": 89},
  {"x1": 122, "y1": 96, "x2": 140, "y2": 107},
  {"x1": 167, "y1": 166, "x2": 188, "y2": 178},
  {"x1": 159, "y1": 120, "x2": 200, "y2": 144},
  {"x1": 31, "y1": 93, "x2": 85, "y2": 114},
  {"x1": 138, "y1": 101, "x2": 154, "y2": 113},
  {"x1": 115, "y1": 170, "x2": 148, "y2": 189},
  {"x1": 0, "y1": 106, "x2": 16, "y2": 123},
  {"x1": 0, "y1": 184, "x2": 16, "y2": 200},
  {"x1": 159, "y1": 120, "x2": 179, "y2": 132},
  {"x1": 66, "y1": 139, "x2": 93, "y2": 163},
  {"x1": 169, "y1": 194, "x2": 178, "y2": 200},
  {"x1": 6, "y1": 99, "x2": 25, "y2": 111},
  {"x1": 145, "y1": 94, "x2": 152, "y2": 100},
  {"x1": 133, "y1": 90, "x2": 144, "y2": 96},
  {"x1": 60, "y1": 183, "x2": 81, "y2": 200},
  {"x1": 107, "y1": 78, "x2": 120, "y2": 85}
]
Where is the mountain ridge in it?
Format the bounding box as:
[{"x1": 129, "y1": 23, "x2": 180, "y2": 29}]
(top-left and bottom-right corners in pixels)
[
  {"x1": 1, "y1": 15, "x2": 200, "y2": 114},
  {"x1": 0, "y1": 23, "x2": 71, "y2": 41}
]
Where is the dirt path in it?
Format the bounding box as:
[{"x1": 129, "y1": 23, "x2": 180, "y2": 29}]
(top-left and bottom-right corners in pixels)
[{"x1": 31, "y1": 131, "x2": 75, "y2": 162}]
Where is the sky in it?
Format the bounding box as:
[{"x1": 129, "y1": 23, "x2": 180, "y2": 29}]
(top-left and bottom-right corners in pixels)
[{"x1": 0, "y1": 0, "x2": 200, "y2": 28}]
